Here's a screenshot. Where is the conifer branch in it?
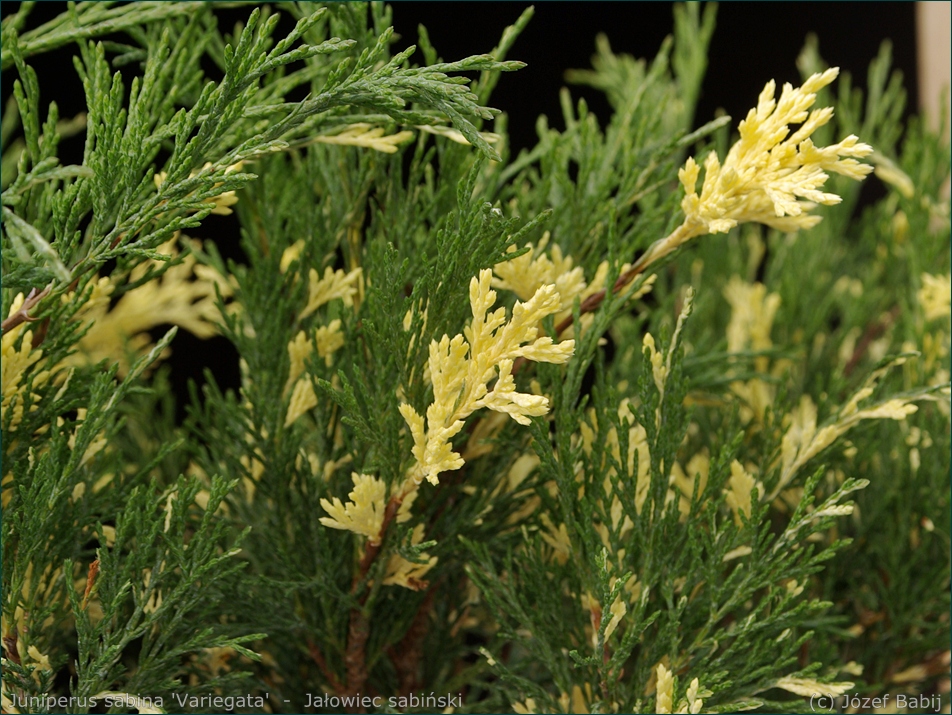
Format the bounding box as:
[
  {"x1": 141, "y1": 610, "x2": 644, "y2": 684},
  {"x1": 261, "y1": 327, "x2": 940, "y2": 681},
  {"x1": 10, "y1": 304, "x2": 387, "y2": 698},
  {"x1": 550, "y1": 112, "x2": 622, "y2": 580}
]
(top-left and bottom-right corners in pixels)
[{"x1": 2, "y1": 4, "x2": 946, "y2": 712}]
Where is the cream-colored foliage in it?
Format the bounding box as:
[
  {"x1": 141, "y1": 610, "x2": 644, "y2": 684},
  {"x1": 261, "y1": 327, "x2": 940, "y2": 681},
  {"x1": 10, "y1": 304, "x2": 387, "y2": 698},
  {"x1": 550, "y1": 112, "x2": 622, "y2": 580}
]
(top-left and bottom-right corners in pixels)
[
  {"x1": 577, "y1": 399, "x2": 651, "y2": 519},
  {"x1": 670, "y1": 450, "x2": 710, "y2": 518},
  {"x1": 301, "y1": 266, "x2": 362, "y2": 320},
  {"x1": 918, "y1": 272, "x2": 951, "y2": 322},
  {"x1": 771, "y1": 374, "x2": 920, "y2": 500},
  {"x1": 724, "y1": 278, "x2": 781, "y2": 357},
  {"x1": 416, "y1": 123, "x2": 502, "y2": 147},
  {"x1": 676, "y1": 677, "x2": 707, "y2": 715},
  {"x1": 399, "y1": 269, "x2": 574, "y2": 487},
  {"x1": 604, "y1": 594, "x2": 627, "y2": 638},
  {"x1": 643, "y1": 333, "x2": 668, "y2": 396},
  {"x1": 493, "y1": 233, "x2": 587, "y2": 308},
  {"x1": 605, "y1": 405, "x2": 651, "y2": 525},
  {"x1": 395, "y1": 489, "x2": 418, "y2": 523},
  {"x1": 775, "y1": 395, "x2": 836, "y2": 497},
  {"x1": 291, "y1": 323, "x2": 344, "y2": 376},
  {"x1": 680, "y1": 69, "x2": 872, "y2": 235},
  {"x1": 154, "y1": 161, "x2": 244, "y2": 216},
  {"x1": 635, "y1": 69, "x2": 872, "y2": 273},
  {"x1": 382, "y1": 524, "x2": 438, "y2": 590},
  {"x1": 314, "y1": 320, "x2": 344, "y2": 365},
  {"x1": 280, "y1": 239, "x2": 306, "y2": 273},
  {"x1": 492, "y1": 233, "x2": 640, "y2": 327},
  {"x1": 0, "y1": 687, "x2": 16, "y2": 713},
  {"x1": 319, "y1": 473, "x2": 387, "y2": 544},
  {"x1": 540, "y1": 514, "x2": 572, "y2": 565},
  {"x1": 723, "y1": 545, "x2": 753, "y2": 562},
  {"x1": 655, "y1": 662, "x2": 675, "y2": 714},
  {"x1": 572, "y1": 684, "x2": 592, "y2": 714},
  {"x1": 511, "y1": 698, "x2": 538, "y2": 714},
  {"x1": 642, "y1": 288, "x2": 694, "y2": 433},
  {"x1": 773, "y1": 676, "x2": 853, "y2": 698},
  {"x1": 285, "y1": 330, "x2": 313, "y2": 393},
  {"x1": 724, "y1": 276, "x2": 782, "y2": 424},
  {"x1": 283, "y1": 322, "x2": 344, "y2": 426},
  {"x1": 141, "y1": 567, "x2": 163, "y2": 614},
  {"x1": 3, "y1": 562, "x2": 61, "y2": 641},
  {"x1": 64, "y1": 240, "x2": 231, "y2": 376},
  {"x1": 190, "y1": 646, "x2": 237, "y2": 680},
  {"x1": 284, "y1": 379, "x2": 318, "y2": 427},
  {"x1": 313, "y1": 124, "x2": 414, "y2": 154},
  {"x1": 2, "y1": 293, "x2": 50, "y2": 431},
  {"x1": 724, "y1": 460, "x2": 760, "y2": 525},
  {"x1": 60, "y1": 408, "x2": 108, "y2": 468},
  {"x1": 1, "y1": 564, "x2": 57, "y2": 701},
  {"x1": 556, "y1": 683, "x2": 592, "y2": 714},
  {"x1": 25, "y1": 645, "x2": 52, "y2": 681},
  {"x1": 239, "y1": 444, "x2": 266, "y2": 503},
  {"x1": 629, "y1": 418, "x2": 652, "y2": 516},
  {"x1": 870, "y1": 151, "x2": 915, "y2": 198}
]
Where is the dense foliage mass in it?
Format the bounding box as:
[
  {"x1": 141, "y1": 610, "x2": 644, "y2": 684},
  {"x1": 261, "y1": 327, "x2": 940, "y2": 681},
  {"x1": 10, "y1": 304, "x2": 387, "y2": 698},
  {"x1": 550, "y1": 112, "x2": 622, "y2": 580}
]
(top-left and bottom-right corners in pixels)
[{"x1": 2, "y1": 3, "x2": 949, "y2": 713}]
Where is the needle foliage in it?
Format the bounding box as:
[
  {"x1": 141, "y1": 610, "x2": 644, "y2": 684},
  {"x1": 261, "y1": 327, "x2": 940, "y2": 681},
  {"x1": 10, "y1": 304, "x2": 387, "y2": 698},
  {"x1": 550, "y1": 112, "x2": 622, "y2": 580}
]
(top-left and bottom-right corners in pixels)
[{"x1": 2, "y1": 3, "x2": 949, "y2": 713}]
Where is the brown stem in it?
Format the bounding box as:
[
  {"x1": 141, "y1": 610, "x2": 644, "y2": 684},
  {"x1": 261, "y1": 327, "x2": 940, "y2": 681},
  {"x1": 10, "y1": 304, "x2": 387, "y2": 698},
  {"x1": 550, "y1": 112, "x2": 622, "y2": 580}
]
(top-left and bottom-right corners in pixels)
[
  {"x1": 388, "y1": 585, "x2": 437, "y2": 696},
  {"x1": 355, "y1": 496, "x2": 401, "y2": 578},
  {"x1": 308, "y1": 637, "x2": 346, "y2": 695},
  {"x1": 30, "y1": 317, "x2": 49, "y2": 349},
  {"x1": 109, "y1": 209, "x2": 154, "y2": 249},
  {"x1": 81, "y1": 558, "x2": 100, "y2": 611},
  {"x1": 342, "y1": 495, "x2": 402, "y2": 703},
  {"x1": 844, "y1": 305, "x2": 901, "y2": 377},
  {"x1": 511, "y1": 223, "x2": 697, "y2": 376},
  {"x1": 589, "y1": 601, "x2": 602, "y2": 638},
  {"x1": 511, "y1": 256, "x2": 650, "y2": 376},
  {"x1": 343, "y1": 612, "x2": 371, "y2": 710},
  {"x1": 2, "y1": 635, "x2": 20, "y2": 665},
  {"x1": 1, "y1": 284, "x2": 52, "y2": 334}
]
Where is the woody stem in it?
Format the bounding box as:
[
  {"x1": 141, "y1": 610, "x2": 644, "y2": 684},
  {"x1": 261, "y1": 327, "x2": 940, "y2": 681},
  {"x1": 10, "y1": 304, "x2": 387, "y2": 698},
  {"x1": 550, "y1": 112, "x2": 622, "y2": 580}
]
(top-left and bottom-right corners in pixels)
[
  {"x1": 513, "y1": 222, "x2": 694, "y2": 374},
  {"x1": 343, "y1": 495, "x2": 402, "y2": 700}
]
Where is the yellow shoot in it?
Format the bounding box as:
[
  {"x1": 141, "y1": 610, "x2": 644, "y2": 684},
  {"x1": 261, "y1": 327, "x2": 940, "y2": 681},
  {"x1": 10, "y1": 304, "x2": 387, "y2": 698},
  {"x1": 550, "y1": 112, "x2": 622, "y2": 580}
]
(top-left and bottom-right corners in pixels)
[
  {"x1": 399, "y1": 269, "x2": 575, "y2": 488},
  {"x1": 319, "y1": 473, "x2": 387, "y2": 545},
  {"x1": 313, "y1": 124, "x2": 414, "y2": 154},
  {"x1": 382, "y1": 524, "x2": 438, "y2": 590},
  {"x1": 635, "y1": 69, "x2": 873, "y2": 273},
  {"x1": 154, "y1": 161, "x2": 244, "y2": 216},
  {"x1": 1, "y1": 293, "x2": 49, "y2": 431},
  {"x1": 918, "y1": 272, "x2": 951, "y2": 322},
  {"x1": 301, "y1": 266, "x2": 362, "y2": 320},
  {"x1": 655, "y1": 662, "x2": 675, "y2": 714},
  {"x1": 64, "y1": 240, "x2": 230, "y2": 376}
]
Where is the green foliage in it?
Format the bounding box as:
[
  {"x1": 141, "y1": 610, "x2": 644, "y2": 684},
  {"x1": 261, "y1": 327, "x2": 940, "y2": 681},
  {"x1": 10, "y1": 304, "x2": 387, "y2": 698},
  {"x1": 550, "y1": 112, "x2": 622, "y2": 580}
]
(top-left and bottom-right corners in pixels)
[{"x1": 2, "y1": 3, "x2": 949, "y2": 714}]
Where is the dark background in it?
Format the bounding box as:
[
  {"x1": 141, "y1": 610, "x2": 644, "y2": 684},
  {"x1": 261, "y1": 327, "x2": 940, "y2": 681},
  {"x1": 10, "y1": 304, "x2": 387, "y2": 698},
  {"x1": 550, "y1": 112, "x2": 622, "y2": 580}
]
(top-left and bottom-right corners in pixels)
[
  {"x1": 1, "y1": 3, "x2": 920, "y2": 158},
  {"x1": 1, "y1": 2, "x2": 919, "y2": 415},
  {"x1": 390, "y1": 3, "x2": 918, "y2": 154}
]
